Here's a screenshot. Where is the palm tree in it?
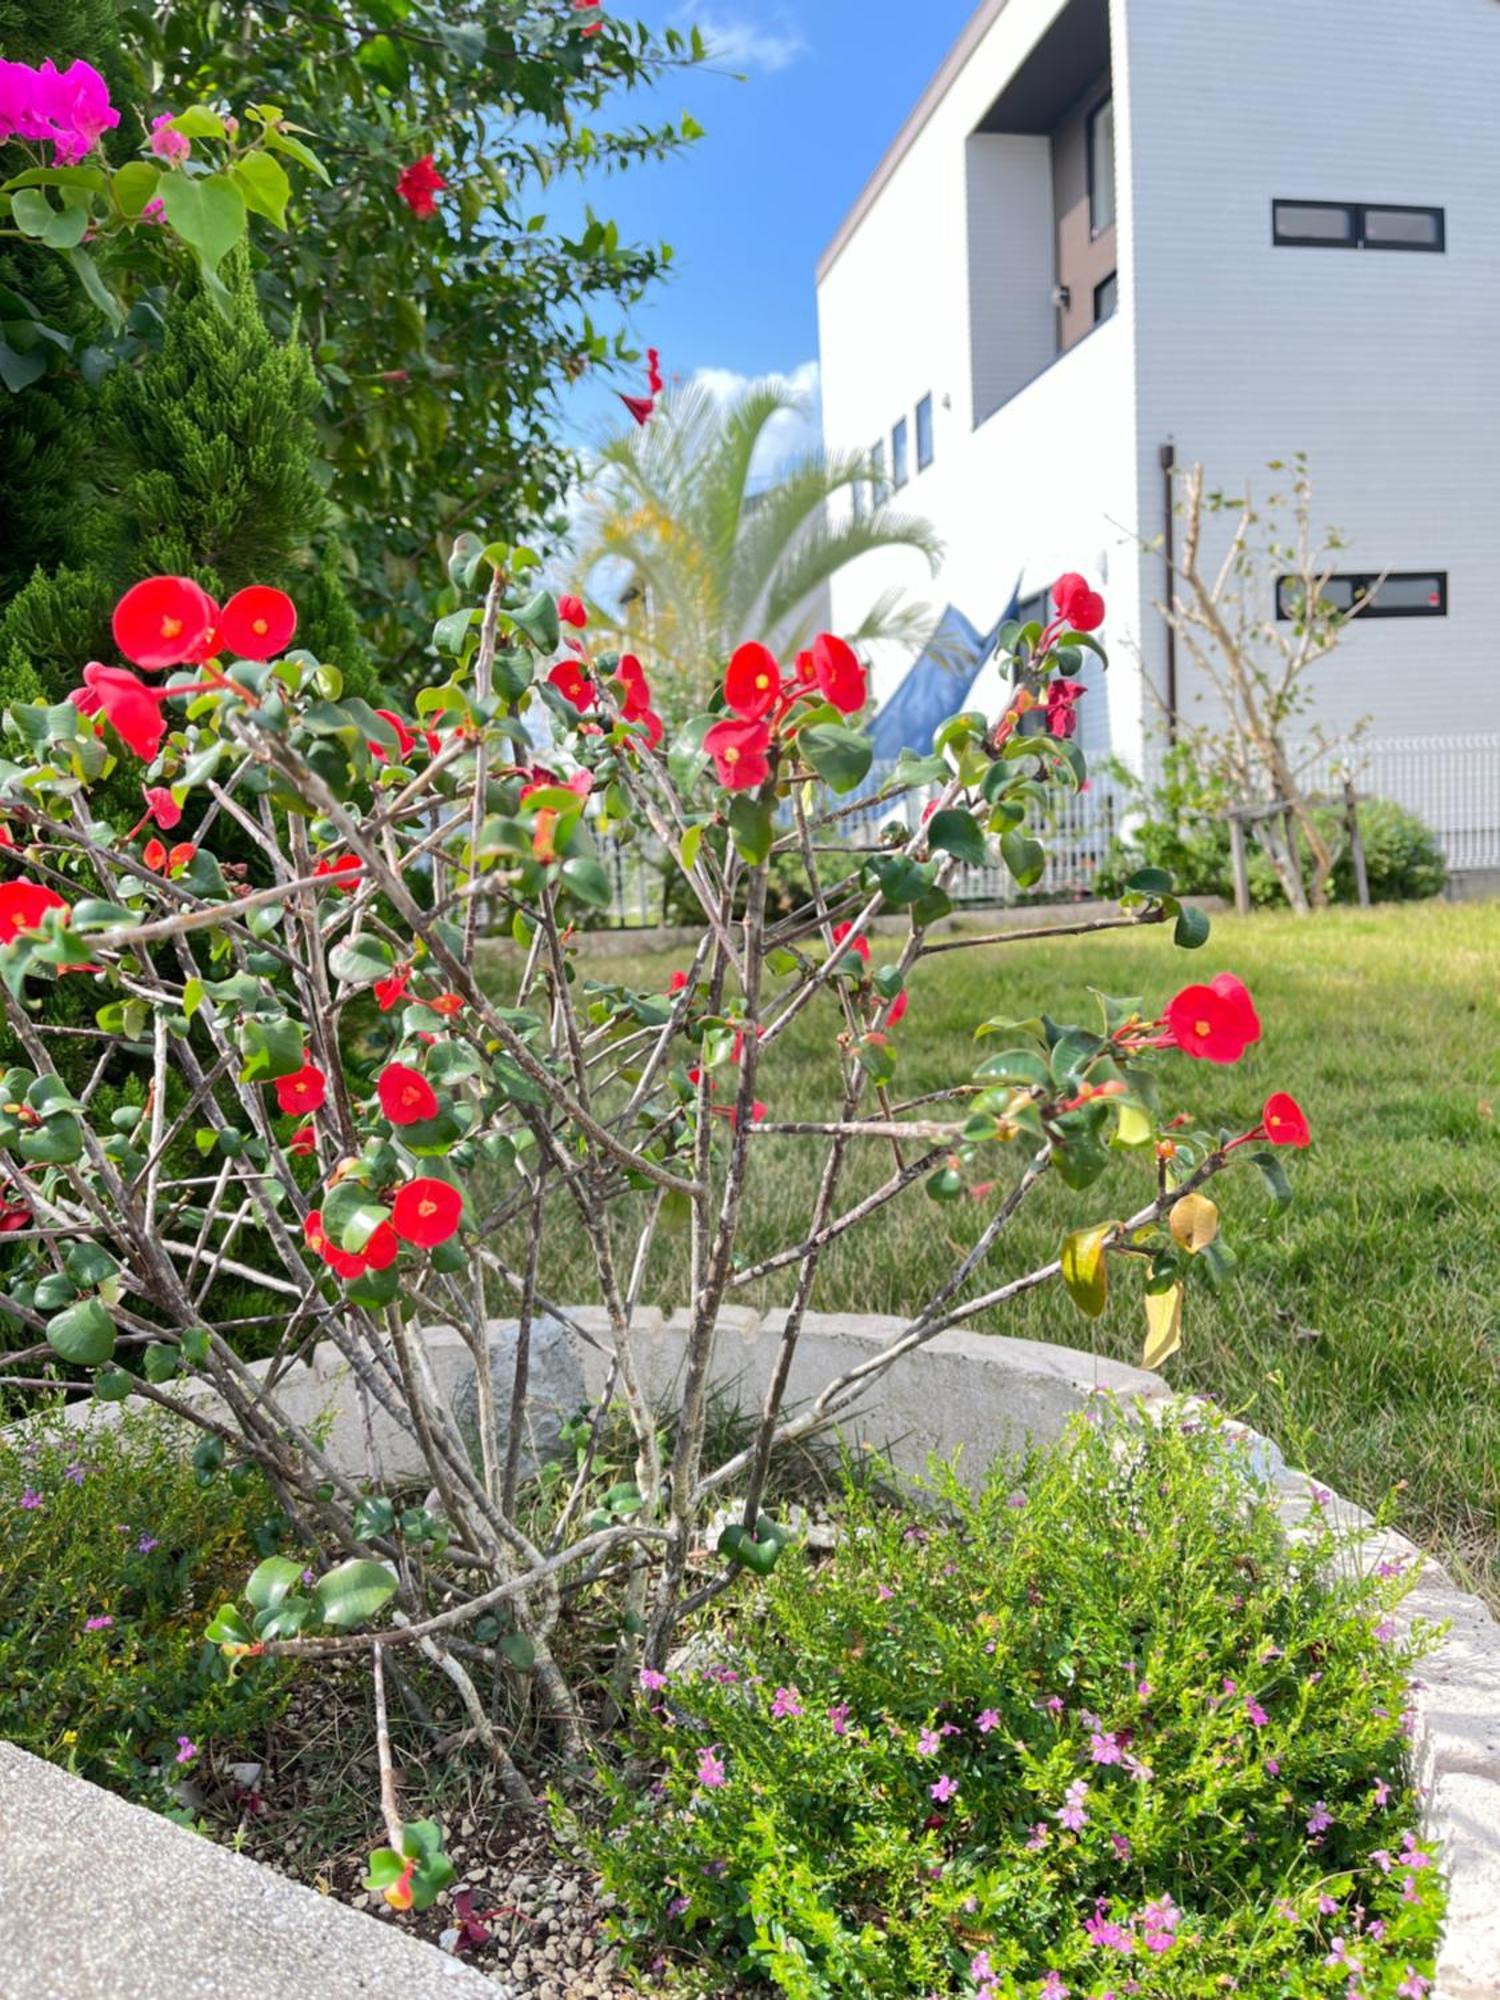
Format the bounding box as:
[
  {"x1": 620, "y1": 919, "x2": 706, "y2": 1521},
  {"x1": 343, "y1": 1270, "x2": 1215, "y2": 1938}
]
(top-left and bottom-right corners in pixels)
[{"x1": 569, "y1": 376, "x2": 943, "y2": 715}]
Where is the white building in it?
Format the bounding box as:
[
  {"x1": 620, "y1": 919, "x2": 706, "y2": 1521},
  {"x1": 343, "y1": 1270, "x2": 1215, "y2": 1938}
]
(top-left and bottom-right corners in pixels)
[{"x1": 817, "y1": 0, "x2": 1500, "y2": 859}]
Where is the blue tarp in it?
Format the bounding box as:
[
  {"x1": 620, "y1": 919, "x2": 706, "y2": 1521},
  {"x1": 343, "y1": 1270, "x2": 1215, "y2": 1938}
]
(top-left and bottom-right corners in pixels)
[{"x1": 867, "y1": 586, "x2": 1020, "y2": 764}]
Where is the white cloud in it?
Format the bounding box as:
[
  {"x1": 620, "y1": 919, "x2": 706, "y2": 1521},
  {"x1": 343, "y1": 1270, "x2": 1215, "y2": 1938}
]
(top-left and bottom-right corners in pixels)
[
  {"x1": 692, "y1": 358, "x2": 822, "y2": 481},
  {"x1": 674, "y1": 3, "x2": 807, "y2": 73}
]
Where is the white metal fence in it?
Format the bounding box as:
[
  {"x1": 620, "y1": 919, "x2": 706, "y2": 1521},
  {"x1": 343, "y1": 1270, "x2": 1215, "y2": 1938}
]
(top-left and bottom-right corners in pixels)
[{"x1": 1295, "y1": 733, "x2": 1500, "y2": 876}]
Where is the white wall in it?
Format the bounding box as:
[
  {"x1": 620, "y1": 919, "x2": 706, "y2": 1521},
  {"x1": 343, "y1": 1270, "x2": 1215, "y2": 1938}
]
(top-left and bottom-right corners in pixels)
[{"x1": 1124, "y1": 0, "x2": 1500, "y2": 761}]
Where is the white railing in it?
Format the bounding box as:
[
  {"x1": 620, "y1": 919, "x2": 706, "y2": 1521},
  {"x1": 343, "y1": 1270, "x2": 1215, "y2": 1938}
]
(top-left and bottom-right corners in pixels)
[{"x1": 1295, "y1": 733, "x2": 1500, "y2": 874}]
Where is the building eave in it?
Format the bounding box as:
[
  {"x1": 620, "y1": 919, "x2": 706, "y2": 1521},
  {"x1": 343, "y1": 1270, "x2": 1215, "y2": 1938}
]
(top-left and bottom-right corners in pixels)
[{"x1": 816, "y1": 0, "x2": 1014, "y2": 287}]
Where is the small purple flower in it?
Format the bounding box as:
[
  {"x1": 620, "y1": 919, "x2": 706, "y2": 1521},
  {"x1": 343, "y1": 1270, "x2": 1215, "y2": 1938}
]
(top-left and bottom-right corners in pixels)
[
  {"x1": 1373, "y1": 1617, "x2": 1397, "y2": 1644},
  {"x1": 1370, "y1": 1850, "x2": 1393, "y2": 1876},
  {"x1": 1307, "y1": 1801, "x2": 1333, "y2": 1838},
  {"x1": 1110, "y1": 1831, "x2": 1132, "y2": 1861},
  {"x1": 1140, "y1": 1893, "x2": 1180, "y2": 1955},
  {"x1": 1399, "y1": 1835, "x2": 1432, "y2": 1870},
  {"x1": 1045, "y1": 1694, "x2": 1065, "y2": 1715},
  {"x1": 1083, "y1": 1898, "x2": 1134, "y2": 1952},
  {"x1": 1090, "y1": 1730, "x2": 1123, "y2": 1765},
  {"x1": 1038, "y1": 1972, "x2": 1069, "y2": 2000},
  {"x1": 18, "y1": 1488, "x2": 42, "y2": 1511},
  {"x1": 1025, "y1": 1821, "x2": 1049, "y2": 1851},
  {"x1": 1123, "y1": 1752, "x2": 1153, "y2": 1783},
  {"x1": 665, "y1": 1894, "x2": 690, "y2": 1919},
  {"x1": 84, "y1": 1614, "x2": 114, "y2": 1632},
  {"x1": 1325, "y1": 1938, "x2": 1363, "y2": 1972},
  {"x1": 1006, "y1": 1490, "x2": 1028, "y2": 1508},
  {"x1": 1310, "y1": 1483, "x2": 1332, "y2": 1508},
  {"x1": 1318, "y1": 1894, "x2": 1340, "y2": 1915},
  {"x1": 1372, "y1": 1777, "x2": 1392, "y2": 1807},
  {"x1": 639, "y1": 1667, "x2": 668, "y2": 1692},
  {"x1": 136, "y1": 1533, "x2": 159, "y2": 1554},
  {"x1": 1397, "y1": 1970, "x2": 1431, "y2": 1999},
  {"x1": 1264, "y1": 1756, "x2": 1281, "y2": 1777},
  {"x1": 770, "y1": 1685, "x2": 802, "y2": 1721},
  {"x1": 971, "y1": 1950, "x2": 996, "y2": 1984},
  {"x1": 917, "y1": 1727, "x2": 941, "y2": 1756},
  {"x1": 1136, "y1": 1679, "x2": 1152, "y2": 1700},
  {"x1": 695, "y1": 1746, "x2": 726, "y2": 1789},
  {"x1": 1376, "y1": 1557, "x2": 1406, "y2": 1579},
  {"x1": 175, "y1": 1735, "x2": 197, "y2": 1765},
  {"x1": 874, "y1": 1583, "x2": 895, "y2": 1602},
  {"x1": 976, "y1": 1708, "x2": 1001, "y2": 1735},
  {"x1": 1055, "y1": 1778, "x2": 1089, "y2": 1831},
  {"x1": 64, "y1": 1463, "x2": 86, "y2": 1485},
  {"x1": 1245, "y1": 1699, "x2": 1268, "y2": 1727},
  {"x1": 929, "y1": 1773, "x2": 959, "y2": 1804},
  {"x1": 827, "y1": 1702, "x2": 851, "y2": 1736}
]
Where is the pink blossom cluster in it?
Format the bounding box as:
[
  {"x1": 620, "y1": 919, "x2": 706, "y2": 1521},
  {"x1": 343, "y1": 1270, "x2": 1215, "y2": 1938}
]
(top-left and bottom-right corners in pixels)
[{"x1": 0, "y1": 57, "x2": 118, "y2": 164}]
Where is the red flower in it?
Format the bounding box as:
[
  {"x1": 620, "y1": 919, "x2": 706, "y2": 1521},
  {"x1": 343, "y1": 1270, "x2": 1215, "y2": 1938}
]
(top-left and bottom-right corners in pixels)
[
  {"x1": 363, "y1": 1220, "x2": 400, "y2": 1271},
  {"x1": 668, "y1": 970, "x2": 690, "y2": 993},
  {"x1": 1164, "y1": 973, "x2": 1262, "y2": 1065},
  {"x1": 314, "y1": 854, "x2": 362, "y2": 893},
  {"x1": 573, "y1": 0, "x2": 604, "y2": 33},
  {"x1": 324, "y1": 1241, "x2": 368, "y2": 1282},
  {"x1": 830, "y1": 920, "x2": 870, "y2": 965},
  {"x1": 219, "y1": 586, "x2": 297, "y2": 661},
  {"x1": 558, "y1": 595, "x2": 588, "y2": 629},
  {"x1": 80, "y1": 663, "x2": 167, "y2": 761},
  {"x1": 888, "y1": 989, "x2": 909, "y2": 1026},
  {"x1": 396, "y1": 154, "x2": 447, "y2": 220},
  {"x1": 392, "y1": 1176, "x2": 464, "y2": 1248},
  {"x1": 811, "y1": 633, "x2": 867, "y2": 715},
  {"x1": 378, "y1": 1062, "x2": 439, "y2": 1125},
  {"x1": 288, "y1": 1124, "x2": 318, "y2": 1157},
  {"x1": 618, "y1": 393, "x2": 654, "y2": 427},
  {"x1": 724, "y1": 642, "x2": 782, "y2": 721},
  {"x1": 430, "y1": 992, "x2": 465, "y2": 1017},
  {"x1": 304, "y1": 1209, "x2": 330, "y2": 1259},
  {"x1": 646, "y1": 346, "x2": 663, "y2": 395},
  {"x1": 370, "y1": 709, "x2": 416, "y2": 763},
  {"x1": 1052, "y1": 572, "x2": 1106, "y2": 633},
  {"x1": 1046, "y1": 678, "x2": 1087, "y2": 740},
  {"x1": 375, "y1": 964, "x2": 412, "y2": 1012},
  {"x1": 703, "y1": 717, "x2": 771, "y2": 790},
  {"x1": 794, "y1": 648, "x2": 816, "y2": 684},
  {"x1": 637, "y1": 708, "x2": 664, "y2": 750},
  {"x1": 548, "y1": 659, "x2": 594, "y2": 711},
  {"x1": 112, "y1": 576, "x2": 219, "y2": 671},
  {"x1": 0, "y1": 880, "x2": 69, "y2": 944},
  {"x1": 1262, "y1": 1092, "x2": 1310, "y2": 1147},
  {"x1": 167, "y1": 842, "x2": 195, "y2": 872},
  {"x1": 274, "y1": 1064, "x2": 327, "y2": 1115},
  {"x1": 141, "y1": 785, "x2": 181, "y2": 831},
  {"x1": 614, "y1": 652, "x2": 651, "y2": 720},
  {"x1": 143, "y1": 838, "x2": 167, "y2": 871}
]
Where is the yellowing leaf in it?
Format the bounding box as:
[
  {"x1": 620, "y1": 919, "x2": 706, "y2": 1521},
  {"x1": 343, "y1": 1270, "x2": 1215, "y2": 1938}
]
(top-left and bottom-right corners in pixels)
[
  {"x1": 1115, "y1": 1102, "x2": 1154, "y2": 1148},
  {"x1": 1060, "y1": 1221, "x2": 1116, "y2": 1319},
  {"x1": 1169, "y1": 1192, "x2": 1219, "y2": 1254},
  {"x1": 1141, "y1": 1282, "x2": 1184, "y2": 1370}
]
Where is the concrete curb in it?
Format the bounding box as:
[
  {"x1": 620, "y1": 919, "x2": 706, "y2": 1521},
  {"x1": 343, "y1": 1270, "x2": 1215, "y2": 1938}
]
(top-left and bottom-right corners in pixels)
[{"x1": 7, "y1": 1309, "x2": 1496, "y2": 1997}]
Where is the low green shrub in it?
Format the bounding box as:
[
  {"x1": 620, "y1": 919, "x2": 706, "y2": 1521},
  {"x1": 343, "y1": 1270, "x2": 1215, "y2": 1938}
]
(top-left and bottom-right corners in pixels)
[
  {"x1": 588, "y1": 1404, "x2": 1443, "y2": 1999},
  {"x1": 0, "y1": 1411, "x2": 291, "y2": 1812}
]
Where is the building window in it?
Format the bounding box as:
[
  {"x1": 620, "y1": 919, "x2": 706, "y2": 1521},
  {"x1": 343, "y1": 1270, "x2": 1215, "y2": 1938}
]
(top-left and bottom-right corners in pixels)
[
  {"x1": 1272, "y1": 201, "x2": 1444, "y2": 251},
  {"x1": 1275, "y1": 571, "x2": 1447, "y2": 621},
  {"x1": 915, "y1": 394, "x2": 934, "y2": 471},
  {"x1": 869, "y1": 439, "x2": 886, "y2": 502},
  {"x1": 1093, "y1": 272, "x2": 1118, "y2": 324},
  {"x1": 1087, "y1": 96, "x2": 1115, "y2": 236},
  {"x1": 891, "y1": 417, "x2": 909, "y2": 490}
]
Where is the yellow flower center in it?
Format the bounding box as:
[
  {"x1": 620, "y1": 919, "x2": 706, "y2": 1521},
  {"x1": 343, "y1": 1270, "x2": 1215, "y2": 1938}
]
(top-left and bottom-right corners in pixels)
[
  {"x1": 161, "y1": 616, "x2": 183, "y2": 638},
  {"x1": 1194, "y1": 1019, "x2": 1210, "y2": 1038},
  {"x1": 419, "y1": 1197, "x2": 437, "y2": 1218},
  {"x1": 253, "y1": 617, "x2": 268, "y2": 635},
  {"x1": 755, "y1": 673, "x2": 769, "y2": 690},
  {"x1": 724, "y1": 745, "x2": 740, "y2": 764}
]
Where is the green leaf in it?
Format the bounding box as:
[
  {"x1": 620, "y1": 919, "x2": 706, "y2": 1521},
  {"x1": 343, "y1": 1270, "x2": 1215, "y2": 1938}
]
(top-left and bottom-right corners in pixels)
[
  {"x1": 64, "y1": 248, "x2": 122, "y2": 329},
  {"x1": 206, "y1": 1603, "x2": 254, "y2": 1645},
  {"x1": 158, "y1": 171, "x2": 248, "y2": 276},
  {"x1": 354, "y1": 1496, "x2": 396, "y2": 1540},
  {"x1": 112, "y1": 161, "x2": 160, "y2": 218},
  {"x1": 93, "y1": 1367, "x2": 133, "y2": 1402},
  {"x1": 973, "y1": 1048, "x2": 1051, "y2": 1088},
  {"x1": 238, "y1": 1015, "x2": 304, "y2": 1083},
  {"x1": 926, "y1": 809, "x2": 988, "y2": 867},
  {"x1": 312, "y1": 1558, "x2": 397, "y2": 1631},
  {"x1": 510, "y1": 590, "x2": 560, "y2": 653},
  {"x1": 431, "y1": 607, "x2": 475, "y2": 656},
  {"x1": 1061, "y1": 1222, "x2": 1115, "y2": 1319},
  {"x1": 499, "y1": 1632, "x2": 536, "y2": 1671},
  {"x1": 328, "y1": 936, "x2": 395, "y2": 986},
  {"x1": 560, "y1": 856, "x2": 611, "y2": 908},
  {"x1": 799, "y1": 723, "x2": 872, "y2": 795},
  {"x1": 1000, "y1": 827, "x2": 1045, "y2": 888},
  {"x1": 1250, "y1": 1147, "x2": 1294, "y2": 1215},
  {"x1": 46, "y1": 1297, "x2": 116, "y2": 1366},
  {"x1": 726, "y1": 795, "x2": 773, "y2": 866},
  {"x1": 1125, "y1": 865, "x2": 1174, "y2": 896},
  {"x1": 1173, "y1": 901, "x2": 1211, "y2": 949},
  {"x1": 169, "y1": 106, "x2": 228, "y2": 139},
  {"x1": 230, "y1": 151, "x2": 291, "y2": 229},
  {"x1": 142, "y1": 1343, "x2": 179, "y2": 1384},
  {"x1": 246, "y1": 1556, "x2": 306, "y2": 1612}
]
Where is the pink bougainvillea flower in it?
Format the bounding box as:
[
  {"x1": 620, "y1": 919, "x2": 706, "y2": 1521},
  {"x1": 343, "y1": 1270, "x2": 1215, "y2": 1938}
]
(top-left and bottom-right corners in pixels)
[
  {"x1": 219, "y1": 585, "x2": 297, "y2": 661},
  {"x1": 392, "y1": 1176, "x2": 463, "y2": 1247},
  {"x1": 810, "y1": 632, "x2": 867, "y2": 714},
  {"x1": 274, "y1": 1064, "x2": 326, "y2": 1116},
  {"x1": 375, "y1": 963, "x2": 412, "y2": 1012},
  {"x1": 112, "y1": 576, "x2": 219, "y2": 671},
  {"x1": 1164, "y1": 971, "x2": 1261, "y2": 1064},
  {"x1": 613, "y1": 652, "x2": 651, "y2": 720},
  {"x1": 703, "y1": 717, "x2": 771, "y2": 790},
  {"x1": 724, "y1": 642, "x2": 783, "y2": 721},
  {"x1": 1262, "y1": 1091, "x2": 1310, "y2": 1147},
  {"x1": 378, "y1": 1062, "x2": 439, "y2": 1125},
  {"x1": 830, "y1": 920, "x2": 870, "y2": 965},
  {"x1": 548, "y1": 658, "x2": 594, "y2": 710},
  {"x1": 148, "y1": 112, "x2": 189, "y2": 163},
  {"x1": 0, "y1": 880, "x2": 70, "y2": 944},
  {"x1": 395, "y1": 154, "x2": 447, "y2": 219},
  {"x1": 8, "y1": 58, "x2": 120, "y2": 164},
  {"x1": 140, "y1": 785, "x2": 182, "y2": 831},
  {"x1": 314, "y1": 854, "x2": 362, "y2": 893},
  {"x1": 618, "y1": 392, "x2": 654, "y2": 426},
  {"x1": 1052, "y1": 571, "x2": 1106, "y2": 632},
  {"x1": 287, "y1": 1124, "x2": 318, "y2": 1157},
  {"x1": 1046, "y1": 677, "x2": 1087, "y2": 739},
  {"x1": 79, "y1": 664, "x2": 167, "y2": 761},
  {"x1": 557, "y1": 594, "x2": 588, "y2": 629}
]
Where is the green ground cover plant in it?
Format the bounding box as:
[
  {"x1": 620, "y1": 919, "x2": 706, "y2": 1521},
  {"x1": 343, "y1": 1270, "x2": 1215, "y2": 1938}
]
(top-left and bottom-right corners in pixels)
[{"x1": 590, "y1": 1403, "x2": 1444, "y2": 1999}]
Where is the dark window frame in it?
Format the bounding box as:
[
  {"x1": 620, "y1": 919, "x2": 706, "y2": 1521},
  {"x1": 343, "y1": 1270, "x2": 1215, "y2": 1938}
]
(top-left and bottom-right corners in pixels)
[
  {"x1": 915, "y1": 393, "x2": 934, "y2": 471},
  {"x1": 1086, "y1": 94, "x2": 1115, "y2": 238},
  {"x1": 1093, "y1": 271, "x2": 1118, "y2": 324},
  {"x1": 1275, "y1": 571, "x2": 1448, "y2": 622},
  {"x1": 891, "y1": 416, "x2": 909, "y2": 491},
  {"x1": 1271, "y1": 200, "x2": 1445, "y2": 252}
]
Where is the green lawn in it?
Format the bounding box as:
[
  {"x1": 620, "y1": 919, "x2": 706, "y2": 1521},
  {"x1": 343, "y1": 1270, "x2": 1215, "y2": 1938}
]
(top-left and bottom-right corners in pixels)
[{"x1": 489, "y1": 901, "x2": 1500, "y2": 1602}]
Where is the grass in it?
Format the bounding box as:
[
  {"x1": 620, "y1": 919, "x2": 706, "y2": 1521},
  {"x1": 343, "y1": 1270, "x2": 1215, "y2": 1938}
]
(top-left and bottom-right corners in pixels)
[{"x1": 487, "y1": 898, "x2": 1500, "y2": 1604}]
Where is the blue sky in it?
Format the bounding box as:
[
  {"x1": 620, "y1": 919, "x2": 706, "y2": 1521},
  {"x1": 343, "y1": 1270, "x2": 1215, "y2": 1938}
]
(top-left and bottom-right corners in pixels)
[{"x1": 559, "y1": 0, "x2": 978, "y2": 458}]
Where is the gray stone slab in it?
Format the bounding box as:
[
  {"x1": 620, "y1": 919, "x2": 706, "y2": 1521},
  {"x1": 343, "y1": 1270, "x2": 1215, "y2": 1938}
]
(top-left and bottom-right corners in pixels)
[{"x1": 0, "y1": 1741, "x2": 496, "y2": 2000}]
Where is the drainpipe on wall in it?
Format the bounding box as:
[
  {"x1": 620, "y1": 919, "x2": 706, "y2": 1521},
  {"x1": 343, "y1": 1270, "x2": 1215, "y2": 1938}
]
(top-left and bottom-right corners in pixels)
[{"x1": 1159, "y1": 440, "x2": 1178, "y2": 744}]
